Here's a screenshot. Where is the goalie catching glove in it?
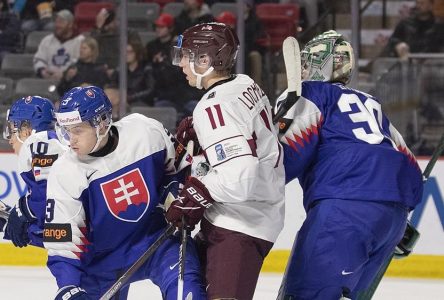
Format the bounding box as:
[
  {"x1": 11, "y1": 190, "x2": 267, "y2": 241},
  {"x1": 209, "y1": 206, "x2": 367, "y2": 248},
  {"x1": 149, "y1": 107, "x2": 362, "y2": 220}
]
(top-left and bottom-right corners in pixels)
[{"x1": 165, "y1": 177, "x2": 214, "y2": 228}]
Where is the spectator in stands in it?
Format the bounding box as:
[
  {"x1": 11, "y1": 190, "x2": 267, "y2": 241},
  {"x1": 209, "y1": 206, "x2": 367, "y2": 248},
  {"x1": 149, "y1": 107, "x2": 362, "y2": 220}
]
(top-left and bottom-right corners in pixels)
[
  {"x1": 0, "y1": 0, "x2": 21, "y2": 61},
  {"x1": 146, "y1": 13, "x2": 203, "y2": 117},
  {"x1": 57, "y1": 36, "x2": 109, "y2": 96},
  {"x1": 174, "y1": 0, "x2": 214, "y2": 35},
  {"x1": 384, "y1": 0, "x2": 444, "y2": 59},
  {"x1": 108, "y1": 38, "x2": 154, "y2": 106},
  {"x1": 13, "y1": 0, "x2": 54, "y2": 34},
  {"x1": 215, "y1": 1, "x2": 265, "y2": 86},
  {"x1": 103, "y1": 85, "x2": 121, "y2": 120},
  {"x1": 90, "y1": 7, "x2": 139, "y2": 70},
  {"x1": 33, "y1": 9, "x2": 83, "y2": 81},
  {"x1": 215, "y1": 10, "x2": 236, "y2": 29}
]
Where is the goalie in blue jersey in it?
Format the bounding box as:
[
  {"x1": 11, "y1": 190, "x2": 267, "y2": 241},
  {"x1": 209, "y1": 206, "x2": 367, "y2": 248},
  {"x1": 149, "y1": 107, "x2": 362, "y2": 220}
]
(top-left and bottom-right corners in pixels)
[
  {"x1": 275, "y1": 31, "x2": 423, "y2": 300},
  {"x1": 43, "y1": 86, "x2": 206, "y2": 300},
  {"x1": 1, "y1": 96, "x2": 67, "y2": 248}
]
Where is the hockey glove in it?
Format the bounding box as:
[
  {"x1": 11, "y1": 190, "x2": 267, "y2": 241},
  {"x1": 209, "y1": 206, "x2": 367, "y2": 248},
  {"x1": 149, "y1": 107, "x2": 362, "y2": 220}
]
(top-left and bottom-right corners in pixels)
[
  {"x1": 165, "y1": 177, "x2": 214, "y2": 228},
  {"x1": 0, "y1": 201, "x2": 11, "y2": 232},
  {"x1": 176, "y1": 117, "x2": 201, "y2": 155},
  {"x1": 55, "y1": 286, "x2": 90, "y2": 300},
  {"x1": 5, "y1": 196, "x2": 36, "y2": 248}
]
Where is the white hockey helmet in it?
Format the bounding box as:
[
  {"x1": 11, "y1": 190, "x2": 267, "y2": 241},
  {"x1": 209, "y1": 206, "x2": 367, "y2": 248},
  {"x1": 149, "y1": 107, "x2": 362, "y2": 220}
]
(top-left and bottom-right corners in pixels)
[{"x1": 301, "y1": 30, "x2": 355, "y2": 84}]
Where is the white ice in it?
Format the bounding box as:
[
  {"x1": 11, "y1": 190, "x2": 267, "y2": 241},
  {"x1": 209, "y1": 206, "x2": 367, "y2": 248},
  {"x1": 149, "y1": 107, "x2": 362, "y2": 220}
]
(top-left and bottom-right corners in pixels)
[{"x1": 0, "y1": 267, "x2": 443, "y2": 299}]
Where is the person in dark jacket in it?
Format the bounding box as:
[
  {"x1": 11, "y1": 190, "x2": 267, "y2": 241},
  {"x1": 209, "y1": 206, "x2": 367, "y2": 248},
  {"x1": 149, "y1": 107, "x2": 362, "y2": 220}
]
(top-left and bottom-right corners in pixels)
[
  {"x1": 109, "y1": 38, "x2": 154, "y2": 106},
  {"x1": 385, "y1": 0, "x2": 444, "y2": 59},
  {"x1": 0, "y1": 0, "x2": 21, "y2": 61},
  {"x1": 174, "y1": 0, "x2": 214, "y2": 35},
  {"x1": 57, "y1": 36, "x2": 109, "y2": 95},
  {"x1": 147, "y1": 13, "x2": 204, "y2": 116}
]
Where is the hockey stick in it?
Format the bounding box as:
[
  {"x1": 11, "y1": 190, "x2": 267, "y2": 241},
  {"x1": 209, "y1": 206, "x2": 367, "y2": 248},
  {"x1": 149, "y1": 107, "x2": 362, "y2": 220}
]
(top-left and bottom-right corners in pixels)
[
  {"x1": 177, "y1": 216, "x2": 188, "y2": 300},
  {"x1": 99, "y1": 224, "x2": 176, "y2": 300},
  {"x1": 273, "y1": 36, "x2": 302, "y2": 124},
  {"x1": 177, "y1": 140, "x2": 194, "y2": 300},
  {"x1": 357, "y1": 131, "x2": 444, "y2": 300}
]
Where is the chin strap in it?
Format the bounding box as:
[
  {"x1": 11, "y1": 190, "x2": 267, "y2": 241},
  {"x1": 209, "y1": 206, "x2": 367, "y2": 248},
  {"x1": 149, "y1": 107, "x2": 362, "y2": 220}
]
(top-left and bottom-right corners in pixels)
[
  {"x1": 89, "y1": 120, "x2": 113, "y2": 154},
  {"x1": 190, "y1": 62, "x2": 214, "y2": 89}
]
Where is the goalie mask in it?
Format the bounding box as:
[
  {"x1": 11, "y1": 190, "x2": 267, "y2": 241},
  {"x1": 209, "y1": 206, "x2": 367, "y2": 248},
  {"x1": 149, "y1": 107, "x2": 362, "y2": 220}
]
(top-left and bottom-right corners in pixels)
[
  {"x1": 56, "y1": 86, "x2": 113, "y2": 153},
  {"x1": 3, "y1": 96, "x2": 55, "y2": 142},
  {"x1": 172, "y1": 22, "x2": 239, "y2": 89},
  {"x1": 301, "y1": 30, "x2": 354, "y2": 84}
]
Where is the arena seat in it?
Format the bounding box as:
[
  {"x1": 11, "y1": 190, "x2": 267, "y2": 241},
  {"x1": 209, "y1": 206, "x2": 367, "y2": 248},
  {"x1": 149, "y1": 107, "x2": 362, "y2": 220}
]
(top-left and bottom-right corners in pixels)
[
  {"x1": 130, "y1": 106, "x2": 177, "y2": 133},
  {"x1": 0, "y1": 54, "x2": 35, "y2": 80},
  {"x1": 0, "y1": 77, "x2": 14, "y2": 104},
  {"x1": 14, "y1": 78, "x2": 60, "y2": 102},
  {"x1": 127, "y1": 2, "x2": 161, "y2": 31},
  {"x1": 74, "y1": 2, "x2": 115, "y2": 33},
  {"x1": 162, "y1": 2, "x2": 184, "y2": 18},
  {"x1": 25, "y1": 31, "x2": 51, "y2": 53}
]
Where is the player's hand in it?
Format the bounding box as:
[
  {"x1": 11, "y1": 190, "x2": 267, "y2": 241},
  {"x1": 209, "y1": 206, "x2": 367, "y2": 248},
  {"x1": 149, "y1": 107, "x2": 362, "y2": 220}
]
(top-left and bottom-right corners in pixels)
[
  {"x1": 5, "y1": 196, "x2": 34, "y2": 248},
  {"x1": 176, "y1": 117, "x2": 201, "y2": 155},
  {"x1": 165, "y1": 177, "x2": 214, "y2": 228},
  {"x1": 55, "y1": 286, "x2": 90, "y2": 300},
  {"x1": 0, "y1": 201, "x2": 11, "y2": 232}
]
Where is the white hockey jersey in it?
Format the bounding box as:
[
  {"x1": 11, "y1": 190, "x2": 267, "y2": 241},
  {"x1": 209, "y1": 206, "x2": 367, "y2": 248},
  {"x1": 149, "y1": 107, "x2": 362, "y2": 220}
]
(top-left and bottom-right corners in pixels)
[
  {"x1": 33, "y1": 33, "x2": 84, "y2": 74},
  {"x1": 194, "y1": 74, "x2": 285, "y2": 242},
  {"x1": 43, "y1": 114, "x2": 190, "y2": 288},
  {"x1": 17, "y1": 130, "x2": 67, "y2": 246}
]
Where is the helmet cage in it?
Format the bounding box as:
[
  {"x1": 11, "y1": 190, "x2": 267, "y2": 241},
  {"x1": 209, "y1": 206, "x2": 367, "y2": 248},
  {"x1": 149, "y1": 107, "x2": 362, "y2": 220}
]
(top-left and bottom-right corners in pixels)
[
  {"x1": 2, "y1": 109, "x2": 33, "y2": 140},
  {"x1": 172, "y1": 45, "x2": 213, "y2": 69},
  {"x1": 2, "y1": 96, "x2": 55, "y2": 140}
]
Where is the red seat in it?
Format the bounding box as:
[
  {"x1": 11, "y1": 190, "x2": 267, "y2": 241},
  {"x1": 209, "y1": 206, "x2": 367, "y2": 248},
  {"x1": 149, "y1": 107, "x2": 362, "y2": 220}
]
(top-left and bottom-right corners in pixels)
[
  {"x1": 256, "y1": 16, "x2": 296, "y2": 52},
  {"x1": 256, "y1": 3, "x2": 300, "y2": 20},
  {"x1": 256, "y1": 4, "x2": 299, "y2": 52},
  {"x1": 74, "y1": 2, "x2": 115, "y2": 33},
  {"x1": 140, "y1": 0, "x2": 176, "y2": 9}
]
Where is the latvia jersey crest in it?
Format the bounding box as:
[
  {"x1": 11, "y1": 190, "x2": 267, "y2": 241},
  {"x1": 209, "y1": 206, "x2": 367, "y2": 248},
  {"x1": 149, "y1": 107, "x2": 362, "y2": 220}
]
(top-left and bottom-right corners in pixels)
[{"x1": 100, "y1": 168, "x2": 150, "y2": 222}]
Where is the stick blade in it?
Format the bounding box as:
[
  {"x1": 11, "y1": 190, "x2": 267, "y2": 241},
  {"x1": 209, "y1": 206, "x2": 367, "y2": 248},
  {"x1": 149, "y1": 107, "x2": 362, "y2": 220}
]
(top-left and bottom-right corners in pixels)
[{"x1": 283, "y1": 36, "x2": 301, "y2": 96}]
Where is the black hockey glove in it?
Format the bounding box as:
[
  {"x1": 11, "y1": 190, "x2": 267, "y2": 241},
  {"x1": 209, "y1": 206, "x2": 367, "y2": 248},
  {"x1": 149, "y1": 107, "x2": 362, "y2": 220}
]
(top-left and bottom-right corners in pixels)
[
  {"x1": 55, "y1": 286, "x2": 90, "y2": 300},
  {"x1": 5, "y1": 196, "x2": 36, "y2": 248},
  {"x1": 176, "y1": 117, "x2": 201, "y2": 155},
  {"x1": 165, "y1": 177, "x2": 214, "y2": 228}
]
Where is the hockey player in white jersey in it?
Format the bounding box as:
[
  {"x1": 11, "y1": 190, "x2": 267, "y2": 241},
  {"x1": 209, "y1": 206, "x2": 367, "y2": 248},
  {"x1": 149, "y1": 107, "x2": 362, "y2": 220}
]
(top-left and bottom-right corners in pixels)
[
  {"x1": 275, "y1": 31, "x2": 423, "y2": 300},
  {"x1": 166, "y1": 22, "x2": 286, "y2": 300},
  {"x1": 44, "y1": 86, "x2": 206, "y2": 300},
  {"x1": 1, "y1": 96, "x2": 67, "y2": 248}
]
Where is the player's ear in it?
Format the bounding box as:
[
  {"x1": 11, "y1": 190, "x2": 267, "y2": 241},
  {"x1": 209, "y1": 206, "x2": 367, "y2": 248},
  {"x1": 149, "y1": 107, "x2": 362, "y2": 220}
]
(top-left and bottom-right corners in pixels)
[
  {"x1": 21, "y1": 124, "x2": 33, "y2": 138},
  {"x1": 197, "y1": 54, "x2": 211, "y2": 68}
]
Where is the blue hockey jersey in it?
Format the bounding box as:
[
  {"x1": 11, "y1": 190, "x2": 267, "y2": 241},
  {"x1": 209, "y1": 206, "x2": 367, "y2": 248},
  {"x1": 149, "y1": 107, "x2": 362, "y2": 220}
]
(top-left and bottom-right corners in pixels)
[
  {"x1": 277, "y1": 81, "x2": 423, "y2": 211},
  {"x1": 43, "y1": 114, "x2": 191, "y2": 288}
]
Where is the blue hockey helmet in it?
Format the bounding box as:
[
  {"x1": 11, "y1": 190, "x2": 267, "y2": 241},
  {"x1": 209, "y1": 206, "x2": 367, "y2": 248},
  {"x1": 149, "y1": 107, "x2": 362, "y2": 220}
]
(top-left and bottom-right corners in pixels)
[
  {"x1": 55, "y1": 86, "x2": 113, "y2": 153},
  {"x1": 56, "y1": 86, "x2": 113, "y2": 128},
  {"x1": 3, "y1": 96, "x2": 55, "y2": 140}
]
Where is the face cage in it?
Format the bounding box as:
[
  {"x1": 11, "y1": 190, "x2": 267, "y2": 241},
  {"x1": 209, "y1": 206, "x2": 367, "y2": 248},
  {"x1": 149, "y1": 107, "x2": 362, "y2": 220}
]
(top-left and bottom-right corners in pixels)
[
  {"x1": 172, "y1": 46, "x2": 212, "y2": 69},
  {"x1": 301, "y1": 49, "x2": 351, "y2": 82},
  {"x1": 2, "y1": 118, "x2": 31, "y2": 140},
  {"x1": 55, "y1": 112, "x2": 112, "y2": 145}
]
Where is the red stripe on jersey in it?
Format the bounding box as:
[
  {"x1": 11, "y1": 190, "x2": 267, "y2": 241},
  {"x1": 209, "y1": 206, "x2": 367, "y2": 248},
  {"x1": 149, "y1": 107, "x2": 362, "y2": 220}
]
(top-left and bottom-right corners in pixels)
[
  {"x1": 214, "y1": 104, "x2": 225, "y2": 126},
  {"x1": 205, "y1": 107, "x2": 217, "y2": 129}
]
